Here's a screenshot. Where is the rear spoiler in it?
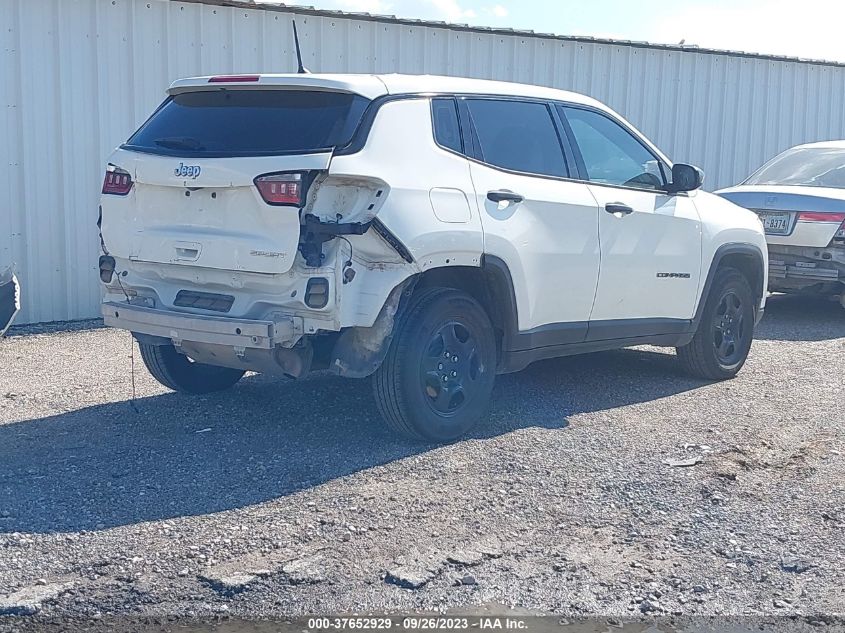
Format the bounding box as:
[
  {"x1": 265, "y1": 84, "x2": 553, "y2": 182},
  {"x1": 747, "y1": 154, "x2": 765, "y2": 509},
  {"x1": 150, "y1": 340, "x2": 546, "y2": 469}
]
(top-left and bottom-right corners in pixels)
[{"x1": 167, "y1": 75, "x2": 387, "y2": 100}]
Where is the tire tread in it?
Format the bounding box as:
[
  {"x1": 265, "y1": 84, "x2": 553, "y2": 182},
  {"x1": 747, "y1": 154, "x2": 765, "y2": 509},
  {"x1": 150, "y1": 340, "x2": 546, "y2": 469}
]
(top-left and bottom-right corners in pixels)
[
  {"x1": 373, "y1": 287, "x2": 455, "y2": 440},
  {"x1": 677, "y1": 267, "x2": 754, "y2": 380},
  {"x1": 138, "y1": 342, "x2": 244, "y2": 394},
  {"x1": 139, "y1": 343, "x2": 182, "y2": 392}
]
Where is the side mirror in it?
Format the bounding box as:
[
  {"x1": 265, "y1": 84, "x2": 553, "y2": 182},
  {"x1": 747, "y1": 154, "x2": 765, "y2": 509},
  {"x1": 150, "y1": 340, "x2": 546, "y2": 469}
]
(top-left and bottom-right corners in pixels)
[{"x1": 667, "y1": 163, "x2": 704, "y2": 193}]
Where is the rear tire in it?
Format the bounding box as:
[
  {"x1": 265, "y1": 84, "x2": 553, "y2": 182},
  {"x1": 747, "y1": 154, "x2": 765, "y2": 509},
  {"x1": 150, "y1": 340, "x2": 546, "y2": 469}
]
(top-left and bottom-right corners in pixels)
[
  {"x1": 373, "y1": 287, "x2": 497, "y2": 442},
  {"x1": 677, "y1": 267, "x2": 755, "y2": 380},
  {"x1": 139, "y1": 342, "x2": 245, "y2": 394}
]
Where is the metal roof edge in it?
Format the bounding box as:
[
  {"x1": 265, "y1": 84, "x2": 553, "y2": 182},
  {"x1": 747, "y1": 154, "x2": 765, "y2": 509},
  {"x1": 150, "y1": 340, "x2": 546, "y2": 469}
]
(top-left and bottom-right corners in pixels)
[{"x1": 172, "y1": 0, "x2": 845, "y2": 69}]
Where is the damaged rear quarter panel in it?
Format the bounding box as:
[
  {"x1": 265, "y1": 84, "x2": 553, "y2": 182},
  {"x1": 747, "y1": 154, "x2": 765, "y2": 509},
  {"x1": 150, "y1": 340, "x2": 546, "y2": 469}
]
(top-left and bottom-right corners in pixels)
[
  {"x1": 328, "y1": 98, "x2": 484, "y2": 272},
  {"x1": 318, "y1": 97, "x2": 486, "y2": 361}
]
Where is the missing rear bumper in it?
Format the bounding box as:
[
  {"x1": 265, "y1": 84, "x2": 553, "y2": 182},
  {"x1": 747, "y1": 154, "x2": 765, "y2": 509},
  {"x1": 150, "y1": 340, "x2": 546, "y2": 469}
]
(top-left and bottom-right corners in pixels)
[
  {"x1": 767, "y1": 245, "x2": 844, "y2": 291},
  {"x1": 102, "y1": 301, "x2": 300, "y2": 349}
]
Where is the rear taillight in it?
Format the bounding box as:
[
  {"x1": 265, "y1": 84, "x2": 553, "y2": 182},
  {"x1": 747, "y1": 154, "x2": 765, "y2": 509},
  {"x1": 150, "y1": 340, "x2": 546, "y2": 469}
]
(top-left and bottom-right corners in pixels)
[
  {"x1": 255, "y1": 173, "x2": 304, "y2": 206},
  {"x1": 102, "y1": 166, "x2": 133, "y2": 196},
  {"x1": 797, "y1": 212, "x2": 845, "y2": 223}
]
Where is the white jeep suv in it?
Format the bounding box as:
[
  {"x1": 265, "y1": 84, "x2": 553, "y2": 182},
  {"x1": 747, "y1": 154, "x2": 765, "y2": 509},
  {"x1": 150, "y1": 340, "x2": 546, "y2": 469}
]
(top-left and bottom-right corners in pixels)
[{"x1": 99, "y1": 73, "x2": 767, "y2": 441}]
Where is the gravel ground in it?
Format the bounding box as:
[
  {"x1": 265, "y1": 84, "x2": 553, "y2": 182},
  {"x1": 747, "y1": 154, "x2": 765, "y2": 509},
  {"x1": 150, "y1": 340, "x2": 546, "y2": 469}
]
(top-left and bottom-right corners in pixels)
[{"x1": 0, "y1": 294, "x2": 843, "y2": 626}]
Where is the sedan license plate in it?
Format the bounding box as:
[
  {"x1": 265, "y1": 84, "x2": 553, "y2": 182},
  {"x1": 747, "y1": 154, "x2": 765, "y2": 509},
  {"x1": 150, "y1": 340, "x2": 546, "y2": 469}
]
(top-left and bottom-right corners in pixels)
[{"x1": 757, "y1": 211, "x2": 791, "y2": 235}]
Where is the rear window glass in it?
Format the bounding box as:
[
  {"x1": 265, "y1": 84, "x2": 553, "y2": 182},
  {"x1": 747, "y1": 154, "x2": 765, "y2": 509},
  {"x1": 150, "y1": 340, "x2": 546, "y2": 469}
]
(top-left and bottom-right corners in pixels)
[
  {"x1": 744, "y1": 147, "x2": 845, "y2": 188},
  {"x1": 126, "y1": 89, "x2": 371, "y2": 157},
  {"x1": 431, "y1": 98, "x2": 463, "y2": 154}
]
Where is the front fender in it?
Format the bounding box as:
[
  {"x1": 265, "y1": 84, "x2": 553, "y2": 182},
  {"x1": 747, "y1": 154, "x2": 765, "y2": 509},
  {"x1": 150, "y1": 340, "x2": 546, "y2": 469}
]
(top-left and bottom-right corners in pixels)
[{"x1": 694, "y1": 191, "x2": 768, "y2": 318}]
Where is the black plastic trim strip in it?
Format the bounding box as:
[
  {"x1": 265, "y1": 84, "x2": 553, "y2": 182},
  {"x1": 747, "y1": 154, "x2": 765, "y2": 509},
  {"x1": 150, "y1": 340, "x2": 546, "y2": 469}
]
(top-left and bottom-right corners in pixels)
[
  {"x1": 499, "y1": 332, "x2": 692, "y2": 374},
  {"x1": 371, "y1": 218, "x2": 414, "y2": 263},
  {"x1": 693, "y1": 242, "x2": 767, "y2": 327},
  {"x1": 585, "y1": 317, "x2": 693, "y2": 342}
]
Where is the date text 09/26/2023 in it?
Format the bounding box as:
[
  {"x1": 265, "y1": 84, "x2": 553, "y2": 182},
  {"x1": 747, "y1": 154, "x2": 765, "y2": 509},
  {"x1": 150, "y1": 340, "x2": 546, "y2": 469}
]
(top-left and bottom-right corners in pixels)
[{"x1": 306, "y1": 617, "x2": 529, "y2": 630}]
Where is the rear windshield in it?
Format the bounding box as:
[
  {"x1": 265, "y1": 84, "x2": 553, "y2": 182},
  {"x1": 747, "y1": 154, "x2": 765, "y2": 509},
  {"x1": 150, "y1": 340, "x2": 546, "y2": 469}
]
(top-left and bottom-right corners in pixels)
[
  {"x1": 125, "y1": 89, "x2": 371, "y2": 157},
  {"x1": 745, "y1": 147, "x2": 845, "y2": 189}
]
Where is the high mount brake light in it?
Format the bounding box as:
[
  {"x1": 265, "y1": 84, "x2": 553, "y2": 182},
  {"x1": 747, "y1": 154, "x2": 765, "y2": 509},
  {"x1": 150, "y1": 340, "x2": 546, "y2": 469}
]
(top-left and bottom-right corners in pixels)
[
  {"x1": 208, "y1": 75, "x2": 260, "y2": 83},
  {"x1": 797, "y1": 212, "x2": 845, "y2": 223},
  {"x1": 102, "y1": 167, "x2": 133, "y2": 196},
  {"x1": 255, "y1": 173, "x2": 304, "y2": 206}
]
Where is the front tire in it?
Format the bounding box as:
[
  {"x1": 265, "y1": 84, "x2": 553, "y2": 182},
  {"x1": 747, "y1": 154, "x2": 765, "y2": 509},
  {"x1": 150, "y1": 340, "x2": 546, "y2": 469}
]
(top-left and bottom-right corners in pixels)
[
  {"x1": 677, "y1": 267, "x2": 755, "y2": 380},
  {"x1": 139, "y1": 343, "x2": 245, "y2": 394},
  {"x1": 373, "y1": 287, "x2": 497, "y2": 442}
]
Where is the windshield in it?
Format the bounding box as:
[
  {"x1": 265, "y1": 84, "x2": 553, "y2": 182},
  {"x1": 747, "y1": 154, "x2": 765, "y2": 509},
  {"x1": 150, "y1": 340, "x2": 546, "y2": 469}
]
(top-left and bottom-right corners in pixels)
[
  {"x1": 126, "y1": 89, "x2": 371, "y2": 157},
  {"x1": 744, "y1": 147, "x2": 845, "y2": 189}
]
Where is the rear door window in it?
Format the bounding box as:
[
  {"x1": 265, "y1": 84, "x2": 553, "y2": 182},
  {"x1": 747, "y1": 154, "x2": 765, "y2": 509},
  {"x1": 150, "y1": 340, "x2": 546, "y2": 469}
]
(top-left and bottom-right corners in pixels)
[
  {"x1": 465, "y1": 99, "x2": 568, "y2": 178},
  {"x1": 126, "y1": 89, "x2": 371, "y2": 157}
]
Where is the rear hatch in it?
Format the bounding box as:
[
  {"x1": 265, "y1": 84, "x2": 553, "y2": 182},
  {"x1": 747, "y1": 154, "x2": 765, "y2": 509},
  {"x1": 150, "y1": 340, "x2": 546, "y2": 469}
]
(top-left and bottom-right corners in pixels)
[
  {"x1": 716, "y1": 185, "x2": 845, "y2": 247},
  {"x1": 100, "y1": 83, "x2": 372, "y2": 275}
]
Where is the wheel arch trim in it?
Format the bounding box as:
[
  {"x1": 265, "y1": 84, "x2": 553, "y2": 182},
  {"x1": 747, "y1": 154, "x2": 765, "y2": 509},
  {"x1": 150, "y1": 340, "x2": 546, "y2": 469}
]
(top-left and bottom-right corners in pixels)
[{"x1": 694, "y1": 242, "x2": 766, "y2": 328}]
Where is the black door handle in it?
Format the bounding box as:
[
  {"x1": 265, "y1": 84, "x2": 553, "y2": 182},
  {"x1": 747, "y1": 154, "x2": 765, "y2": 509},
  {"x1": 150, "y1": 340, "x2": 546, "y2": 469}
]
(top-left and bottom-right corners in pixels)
[
  {"x1": 487, "y1": 189, "x2": 524, "y2": 204},
  {"x1": 605, "y1": 203, "x2": 634, "y2": 216}
]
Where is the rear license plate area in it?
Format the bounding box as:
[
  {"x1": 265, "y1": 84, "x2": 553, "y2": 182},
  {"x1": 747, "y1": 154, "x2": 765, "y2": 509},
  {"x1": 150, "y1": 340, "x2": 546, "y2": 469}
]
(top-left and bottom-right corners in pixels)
[{"x1": 756, "y1": 211, "x2": 792, "y2": 235}]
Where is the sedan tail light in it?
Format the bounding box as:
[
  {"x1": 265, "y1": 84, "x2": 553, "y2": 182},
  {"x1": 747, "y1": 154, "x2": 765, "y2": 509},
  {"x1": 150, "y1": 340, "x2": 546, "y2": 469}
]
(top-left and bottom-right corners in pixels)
[
  {"x1": 102, "y1": 166, "x2": 133, "y2": 196},
  {"x1": 796, "y1": 211, "x2": 845, "y2": 223},
  {"x1": 254, "y1": 173, "x2": 304, "y2": 206}
]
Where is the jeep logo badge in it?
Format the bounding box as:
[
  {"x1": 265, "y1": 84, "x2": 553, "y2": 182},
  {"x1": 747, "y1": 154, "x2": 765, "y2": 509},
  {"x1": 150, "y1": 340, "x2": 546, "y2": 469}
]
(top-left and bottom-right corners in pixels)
[{"x1": 174, "y1": 163, "x2": 201, "y2": 179}]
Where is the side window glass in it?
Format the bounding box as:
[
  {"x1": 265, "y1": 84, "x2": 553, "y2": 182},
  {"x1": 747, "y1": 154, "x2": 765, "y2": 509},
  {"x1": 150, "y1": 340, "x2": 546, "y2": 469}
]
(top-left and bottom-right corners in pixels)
[
  {"x1": 561, "y1": 106, "x2": 665, "y2": 190},
  {"x1": 465, "y1": 99, "x2": 567, "y2": 178},
  {"x1": 431, "y1": 98, "x2": 463, "y2": 154}
]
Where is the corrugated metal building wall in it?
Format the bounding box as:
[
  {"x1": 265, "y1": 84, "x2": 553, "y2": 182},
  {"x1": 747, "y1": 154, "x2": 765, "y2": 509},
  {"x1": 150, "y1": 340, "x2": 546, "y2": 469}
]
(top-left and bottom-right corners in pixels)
[{"x1": 4, "y1": 0, "x2": 845, "y2": 324}]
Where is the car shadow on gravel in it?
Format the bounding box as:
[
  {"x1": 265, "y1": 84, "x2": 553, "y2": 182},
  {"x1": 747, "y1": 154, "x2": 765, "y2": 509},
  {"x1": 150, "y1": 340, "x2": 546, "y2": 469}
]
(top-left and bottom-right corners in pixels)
[
  {"x1": 755, "y1": 293, "x2": 845, "y2": 341},
  {"x1": 0, "y1": 346, "x2": 705, "y2": 534}
]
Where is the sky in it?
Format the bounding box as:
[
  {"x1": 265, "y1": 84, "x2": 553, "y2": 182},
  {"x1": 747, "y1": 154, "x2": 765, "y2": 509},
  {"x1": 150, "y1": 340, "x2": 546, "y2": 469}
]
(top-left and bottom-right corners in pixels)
[{"x1": 255, "y1": 0, "x2": 845, "y2": 63}]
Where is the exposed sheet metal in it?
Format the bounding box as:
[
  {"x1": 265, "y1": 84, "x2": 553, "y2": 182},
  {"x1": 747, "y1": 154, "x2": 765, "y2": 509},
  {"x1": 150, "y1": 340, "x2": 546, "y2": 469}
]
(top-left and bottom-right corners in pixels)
[{"x1": 5, "y1": 0, "x2": 845, "y2": 323}]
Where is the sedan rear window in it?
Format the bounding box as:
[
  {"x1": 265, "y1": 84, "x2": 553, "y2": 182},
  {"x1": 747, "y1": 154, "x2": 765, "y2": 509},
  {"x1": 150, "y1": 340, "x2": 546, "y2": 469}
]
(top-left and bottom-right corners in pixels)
[
  {"x1": 126, "y1": 89, "x2": 371, "y2": 157},
  {"x1": 745, "y1": 147, "x2": 845, "y2": 189}
]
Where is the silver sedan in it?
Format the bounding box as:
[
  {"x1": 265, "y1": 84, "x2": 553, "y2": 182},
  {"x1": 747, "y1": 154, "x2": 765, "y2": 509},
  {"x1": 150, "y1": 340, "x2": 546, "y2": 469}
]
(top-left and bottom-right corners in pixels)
[{"x1": 717, "y1": 141, "x2": 845, "y2": 308}]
